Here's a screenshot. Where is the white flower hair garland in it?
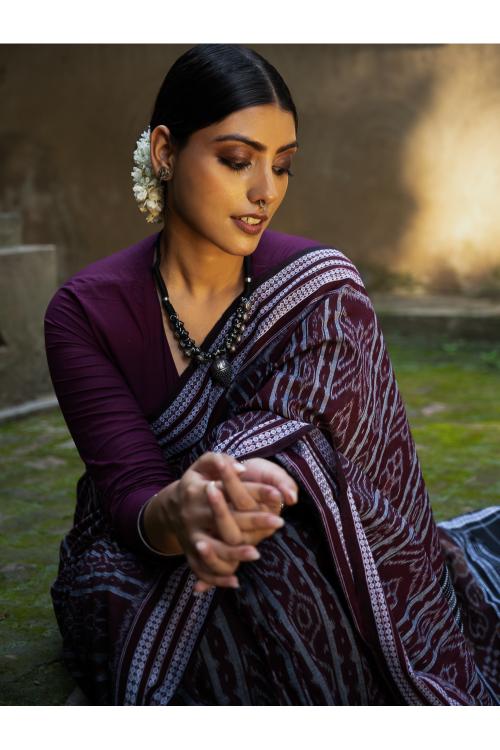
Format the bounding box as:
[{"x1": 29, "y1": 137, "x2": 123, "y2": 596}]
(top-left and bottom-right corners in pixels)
[{"x1": 131, "y1": 126, "x2": 164, "y2": 224}]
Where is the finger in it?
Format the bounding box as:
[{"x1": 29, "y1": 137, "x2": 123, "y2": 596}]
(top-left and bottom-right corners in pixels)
[
  {"x1": 235, "y1": 514, "x2": 286, "y2": 546},
  {"x1": 187, "y1": 545, "x2": 240, "y2": 587},
  {"x1": 255, "y1": 485, "x2": 286, "y2": 515},
  {"x1": 230, "y1": 509, "x2": 286, "y2": 533},
  {"x1": 191, "y1": 565, "x2": 239, "y2": 590},
  {"x1": 206, "y1": 481, "x2": 244, "y2": 544},
  {"x1": 216, "y1": 480, "x2": 284, "y2": 510},
  {"x1": 193, "y1": 573, "x2": 239, "y2": 590},
  {"x1": 191, "y1": 451, "x2": 224, "y2": 477},
  {"x1": 191, "y1": 452, "x2": 245, "y2": 481},
  {"x1": 188, "y1": 532, "x2": 239, "y2": 575},
  {"x1": 262, "y1": 475, "x2": 298, "y2": 506},
  {"x1": 219, "y1": 461, "x2": 259, "y2": 512},
  {"x1": 193, "y1": 538, "x2": 241, "y2": 575},
  {"x1": 242, "y1": 459, "x2": 299, "y2": 506},
  {"x1": 193, "y1": 580, "x2": 215, "y2": 594},
  {"x1": 193, "y1": 575, "x2": 239, "y2": 593},
  {"x1": 196, "y1": 534, "x2": 261, "y2": 567}
]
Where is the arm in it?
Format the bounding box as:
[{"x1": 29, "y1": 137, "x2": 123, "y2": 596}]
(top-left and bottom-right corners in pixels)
[
  {"x1": 44, "y1": 284, "x2": 183, "y2": 559},
  {"x1": 138, "y1": 483, "x2": 184, "y2": 556}
]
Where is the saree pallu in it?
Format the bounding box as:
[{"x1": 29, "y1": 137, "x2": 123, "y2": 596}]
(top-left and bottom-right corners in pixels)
[{"x1": 50, "y1": 245, "x2": 499, "y2": 705}]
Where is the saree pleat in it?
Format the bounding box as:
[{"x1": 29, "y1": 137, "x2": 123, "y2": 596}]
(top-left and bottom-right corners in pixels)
[
  {"x1": 51, "y1": 245, "x2": 499, "y2": 705},
  {"x1": 171, "y1": 498, "x2": 396, "y2": 705}
]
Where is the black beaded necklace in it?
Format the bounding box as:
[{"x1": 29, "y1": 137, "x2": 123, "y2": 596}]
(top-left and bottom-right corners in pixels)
[{"x1": 151, "y1": 235, "x2": 252, "y2": 389}]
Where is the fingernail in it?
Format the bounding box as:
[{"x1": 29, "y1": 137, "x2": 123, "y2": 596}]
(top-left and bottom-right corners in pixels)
[
  {"x1": 233, "y1": 462, "x2": 246, "y2": 473},
  {"x1": 195, "y1": 541, "x2": 208, "y2": 553},
  {"x1": 268, "y1": 515, "x2": 285, "y2": 528},
  {"x1": 231, "y1": 579, "x2": 240, "y2": 589},
  {"x1": 245, "y1": 548, "x2": 261, "y2": 560},
  {"x1": 287, "y1": 487, "x2": 298, "y2": 504}
]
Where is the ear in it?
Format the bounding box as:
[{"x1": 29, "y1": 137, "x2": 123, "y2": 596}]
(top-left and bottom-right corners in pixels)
[{"x1": 150, "y1": 124, "x2": 176, "y2": 175}]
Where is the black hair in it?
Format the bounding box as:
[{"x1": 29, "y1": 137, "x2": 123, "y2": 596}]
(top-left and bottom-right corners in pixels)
[{"x1": 149, "y1": 44, "x2": 298, "y2": 151}]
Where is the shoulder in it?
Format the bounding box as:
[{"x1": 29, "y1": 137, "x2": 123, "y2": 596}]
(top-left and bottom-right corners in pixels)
[
  {"x1": 253, "y1": 228, "x2": 320, "y2": 277},
  {"x1": 44, "y1": 232, "x2": 159, "y2": 320},
  {"x1": 253, "y1": 230, "x2": 376, "y2": 331},
  {"x1": 254, "y1": 228, "x2": 365, "y2": 288},
  {"x1": 62, "y1": 231, "x2": 158, "y2": 290}
]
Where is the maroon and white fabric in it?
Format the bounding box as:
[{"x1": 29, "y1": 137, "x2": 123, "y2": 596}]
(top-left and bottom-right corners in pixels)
[{"x1": 48, "y1": 237, "x2": 498, "y2": 704}]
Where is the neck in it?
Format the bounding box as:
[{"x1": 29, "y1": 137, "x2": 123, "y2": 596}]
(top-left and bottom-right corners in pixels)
[{"x1": 158, "y1": 225, "x2": 246, "y2": 303}]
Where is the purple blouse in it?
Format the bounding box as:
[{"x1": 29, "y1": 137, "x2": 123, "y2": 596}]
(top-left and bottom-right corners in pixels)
[{"x1": 44, "y1": 229, "x2": 319, "y2": 556}]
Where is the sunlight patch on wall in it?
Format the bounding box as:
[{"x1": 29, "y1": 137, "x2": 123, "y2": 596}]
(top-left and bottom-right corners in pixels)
[{"x1": 395, "y1": 54, "x2": 500, "y2": 294}]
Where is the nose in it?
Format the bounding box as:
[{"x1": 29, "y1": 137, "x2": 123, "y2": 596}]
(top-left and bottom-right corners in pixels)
[{"x1": 248, "y1": 163, "x2": 279, "y2": 208}]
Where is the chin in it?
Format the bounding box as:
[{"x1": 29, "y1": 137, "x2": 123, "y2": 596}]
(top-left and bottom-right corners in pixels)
[
  {"x1": 220, "y1": 244, "x2": 257, "y2": 259},
  {"x1": 216, "y1": 230, "x2": 261, "y2": 257}
]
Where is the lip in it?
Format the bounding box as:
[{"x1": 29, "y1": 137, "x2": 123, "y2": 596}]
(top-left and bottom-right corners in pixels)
[
  {"x1": 231, "y1": 216, "x2": 266, "y2": 235},
  {"x1": 232, "y1": 212, "x2": 269, "y2": 221}
]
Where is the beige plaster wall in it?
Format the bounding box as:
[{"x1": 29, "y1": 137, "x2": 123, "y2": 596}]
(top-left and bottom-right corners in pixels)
[{"x1": 1, "y1": 43, "x2": 500, "y2": 296}]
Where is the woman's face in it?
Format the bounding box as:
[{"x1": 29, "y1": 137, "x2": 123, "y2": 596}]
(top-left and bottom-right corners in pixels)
[{"x1": 152, "y1": 103, "x2": 298, "y2": 257}]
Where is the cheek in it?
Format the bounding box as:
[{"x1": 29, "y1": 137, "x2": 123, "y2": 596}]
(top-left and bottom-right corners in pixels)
[
  {"x1": 176, "y1": 161, "x2": 232, "y2": 215},
  {"x1": 174, "y1": 169, "x2": 237, "y2": 235}
]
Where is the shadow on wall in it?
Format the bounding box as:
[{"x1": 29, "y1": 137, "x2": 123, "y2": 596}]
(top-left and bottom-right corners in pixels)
[
  {"x1": 0, "y1": 131, "x2": 85, "y2": 280},
  {"x1": 1, "y1": 44, "x2": 500, "y2": 297},
  {"x1": 272, "y1": 44, "x2": 436, "y2": 294},
  {"x1": 0, "y1": 44, "x2": 189, "y2": 283},
  {"x1": 272, "y1": 44, "x2": 500, "y2": 298}
]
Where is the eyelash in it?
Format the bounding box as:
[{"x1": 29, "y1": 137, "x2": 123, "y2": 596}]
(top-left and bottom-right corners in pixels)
[{"x1": 219, "y1": 158, "x2": 294, "y2": 177}]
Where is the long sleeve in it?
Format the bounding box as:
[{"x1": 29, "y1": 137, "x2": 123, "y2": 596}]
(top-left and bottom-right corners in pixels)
[
  {"x1": 42, "y1": 228, "x2": 320, "y2": 558},
  {"x1": 44, "y1": 284, "x2": 177, "y2": 557}
]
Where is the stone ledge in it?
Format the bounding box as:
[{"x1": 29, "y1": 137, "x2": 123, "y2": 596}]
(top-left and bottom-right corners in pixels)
[
  {"x1": 371, "y1": 292, "x2": 500, "y2": 318},
  {"x1": 371, "y1": 293, "x2": 500, "y2": 342},
  {"x1": 0, "y1": 244, "x2": 56, "y2": 257},
  {"x1": 0, "y1": 394, "x2": 57, "y2": 424}
]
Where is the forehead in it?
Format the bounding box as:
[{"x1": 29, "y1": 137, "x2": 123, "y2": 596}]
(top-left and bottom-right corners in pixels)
[{"x1": 198, "y1": 104, "x2": 296, "y2": 146}]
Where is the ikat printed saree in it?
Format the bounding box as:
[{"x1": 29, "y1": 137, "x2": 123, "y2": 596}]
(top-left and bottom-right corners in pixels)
[{"x1": 51, "y1": 244, "x2": 499, "y2": 705}]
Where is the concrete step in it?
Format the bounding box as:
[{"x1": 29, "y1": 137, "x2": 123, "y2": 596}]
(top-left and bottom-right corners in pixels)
[{"x1": 371, "y1": 293, "x2": 500, "y2": 341}]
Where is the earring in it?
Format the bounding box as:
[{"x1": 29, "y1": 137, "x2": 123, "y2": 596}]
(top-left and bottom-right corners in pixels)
[{"x1": 158, "y1": 165, "x2": 172, "y2": 182}]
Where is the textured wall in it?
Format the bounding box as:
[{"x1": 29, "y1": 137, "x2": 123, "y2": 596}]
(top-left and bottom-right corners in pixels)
[
  {"x1": 0, "y1": 243, "x2": 57, "y2": 408},
  {"x1": 1, "y1": 43, "x2": 500, "y2": 296}
]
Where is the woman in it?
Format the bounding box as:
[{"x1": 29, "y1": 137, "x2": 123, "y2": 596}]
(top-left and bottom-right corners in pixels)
[{"x1": 44, "y1": 44, "x2": 499, "y2": 705}]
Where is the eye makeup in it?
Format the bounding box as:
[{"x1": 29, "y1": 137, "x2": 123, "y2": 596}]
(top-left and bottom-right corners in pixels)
[{"x1": 218, "y1": 156, "x2": 294, "y2": 177}]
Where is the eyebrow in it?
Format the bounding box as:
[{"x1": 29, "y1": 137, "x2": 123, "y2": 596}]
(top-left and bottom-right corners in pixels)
[{"x1": 212, "y1": 133, "x2": 299, "y2": 154}]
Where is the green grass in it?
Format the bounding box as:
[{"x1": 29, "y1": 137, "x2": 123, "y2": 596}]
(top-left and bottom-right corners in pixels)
[
  {"x1": 0, "y1": 331, "x2": 498, "y2": 704},
  {"x1": 0, "y1": 411, "x2": 83, "y2": 705},
  {"x1": 385, "y1": 333, "x2": 500, "y2": 518}
]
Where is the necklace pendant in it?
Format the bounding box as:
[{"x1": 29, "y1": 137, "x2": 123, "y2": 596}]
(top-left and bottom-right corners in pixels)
[{"x1": 210, "y1": 356, "x2": 233, "y2": 388}]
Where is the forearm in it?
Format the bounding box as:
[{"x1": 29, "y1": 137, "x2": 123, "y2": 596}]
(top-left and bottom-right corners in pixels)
[{"x1": 141, "y1": 480, "x2": 184, "y2": 556}]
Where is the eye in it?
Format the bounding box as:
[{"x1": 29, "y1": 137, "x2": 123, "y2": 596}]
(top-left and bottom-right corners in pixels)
[
  {"x1": 219, "y1": 158, "x2": 251, "y2": 172},
  {"x1": 274, "y1": 167, "x2": 294, "y2": 177},
  {"x1": 219, "y1": 157, "x2": 294, "y2": 177}
]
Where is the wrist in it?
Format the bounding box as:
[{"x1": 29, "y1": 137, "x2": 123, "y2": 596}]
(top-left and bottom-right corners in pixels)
[{"x1": 141, "y1": 481, "x2": 184, "y2": 556}]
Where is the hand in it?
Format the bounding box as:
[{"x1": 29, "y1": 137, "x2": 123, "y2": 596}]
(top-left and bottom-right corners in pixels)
[
  {"x1": 162, "y1": 453, "x2": 294, "y2": 591},
  {"x1": 198, "y1": 456, "x2": 299, "y2": 544},
  {"x1": 226, "y1": 457, "x2": 299, "y2": 513},
  {"x1": 192, "y1": 457, "x2": 299, "y2": 593},
  {"x1": 205, "y1": 479, "x2": 288, "y2": 544}
]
